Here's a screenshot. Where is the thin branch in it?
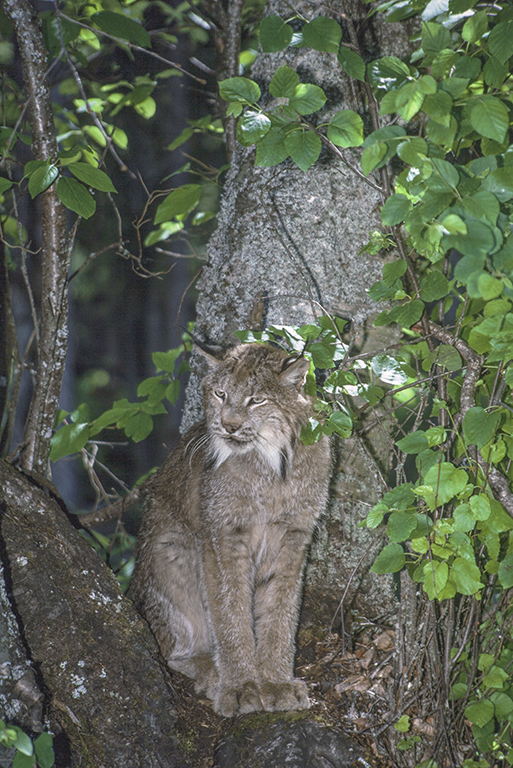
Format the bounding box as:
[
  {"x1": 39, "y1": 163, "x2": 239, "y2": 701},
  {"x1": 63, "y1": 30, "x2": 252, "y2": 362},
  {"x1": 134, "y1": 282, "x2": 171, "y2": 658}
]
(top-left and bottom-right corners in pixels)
[{"x1": 5, "y1": 0, "x2": 70, "y2": 474}]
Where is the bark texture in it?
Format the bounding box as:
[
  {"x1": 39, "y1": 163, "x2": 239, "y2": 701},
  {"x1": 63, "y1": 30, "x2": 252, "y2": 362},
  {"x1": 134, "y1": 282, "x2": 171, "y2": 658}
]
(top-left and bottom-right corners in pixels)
[
  {"x1": 0, "y1": 461, "x2": 188, "y2": 768},
  {"x1": 183, "y1": 0, "x2": 416, "y2": 623},
  {"x1": 2, "y1": 0, "x2": 70, "y2": 474},
  {"x1": 213, "y1": 715, "x2": 360, "y2": 768}
]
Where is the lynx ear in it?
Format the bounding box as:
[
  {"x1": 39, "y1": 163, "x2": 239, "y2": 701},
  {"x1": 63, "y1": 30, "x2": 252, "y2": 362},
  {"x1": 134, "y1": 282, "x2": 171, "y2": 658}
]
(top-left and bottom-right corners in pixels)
[
  {"x1": 278, "y1": 355, "x2": 310, "y2": 390},
  {"x1": 190, "y1": 333, "x2": 224, "y2": 368}
]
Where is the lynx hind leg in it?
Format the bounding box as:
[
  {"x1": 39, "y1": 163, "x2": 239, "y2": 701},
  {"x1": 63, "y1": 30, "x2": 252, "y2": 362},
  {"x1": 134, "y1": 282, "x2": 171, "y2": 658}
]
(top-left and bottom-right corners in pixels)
[
  {"x1": 140, "y1": 531, "x2": 216, "y2": 690},
  {"x1": 259, "y1": 680, "x2": 310, "y2": 712}
]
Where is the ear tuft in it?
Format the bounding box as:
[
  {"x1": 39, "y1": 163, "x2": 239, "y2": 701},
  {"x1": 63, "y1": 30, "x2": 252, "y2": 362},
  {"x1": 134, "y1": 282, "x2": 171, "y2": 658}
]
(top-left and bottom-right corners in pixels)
[
  {"x1": 190, "y1": 332, "x2": 225, "y2": 368},
  {"x1": 278, "y1": 355, "x2": 310, "y2": 390}
]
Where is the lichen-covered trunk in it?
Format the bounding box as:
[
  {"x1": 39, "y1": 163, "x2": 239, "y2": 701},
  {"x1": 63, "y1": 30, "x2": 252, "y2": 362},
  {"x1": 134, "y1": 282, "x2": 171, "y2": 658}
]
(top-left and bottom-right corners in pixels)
[
  {"x1": 183, "y1": 0, "x2": 416, "y2": 626},
  {"x1": 0, "y1": 461, "x2": 190, "y2": 767}
]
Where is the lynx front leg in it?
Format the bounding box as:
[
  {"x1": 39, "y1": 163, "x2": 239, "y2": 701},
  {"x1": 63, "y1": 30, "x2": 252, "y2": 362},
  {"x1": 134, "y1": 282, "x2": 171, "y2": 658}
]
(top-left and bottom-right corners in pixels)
[
  {"x1": 202, "y1": 537, "x2": 264, "y2": 717},
  {"x1": 254, "y1": 527, "x2": 311, "y2": 712}
]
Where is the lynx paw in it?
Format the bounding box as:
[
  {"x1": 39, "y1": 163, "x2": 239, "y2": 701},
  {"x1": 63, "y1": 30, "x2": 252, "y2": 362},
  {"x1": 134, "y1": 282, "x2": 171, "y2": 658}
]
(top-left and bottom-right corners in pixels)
[
  {"x1": 260, "y1": 679, "x2": 310, "y2": 712},
  {"x1": 213, "y1": 681, "x2": 264, "y2": 717}
]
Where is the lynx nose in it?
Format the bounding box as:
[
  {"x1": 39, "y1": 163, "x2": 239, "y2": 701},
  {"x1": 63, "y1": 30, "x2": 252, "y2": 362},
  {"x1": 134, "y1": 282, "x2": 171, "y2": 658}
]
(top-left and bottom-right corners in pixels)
[{"x1": 221, "y1": 414, "x2": 243, "y2": 434}]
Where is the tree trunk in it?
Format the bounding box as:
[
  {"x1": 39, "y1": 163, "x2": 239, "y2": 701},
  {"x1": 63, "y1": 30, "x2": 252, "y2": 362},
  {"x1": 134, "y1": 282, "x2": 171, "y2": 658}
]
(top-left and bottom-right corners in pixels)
[
  {"x1": 0, "y1": 461, "x2": 191, "y2": 767},
  {"x1": 184, "y1": 0, "x2": 417, "y2": 627}
]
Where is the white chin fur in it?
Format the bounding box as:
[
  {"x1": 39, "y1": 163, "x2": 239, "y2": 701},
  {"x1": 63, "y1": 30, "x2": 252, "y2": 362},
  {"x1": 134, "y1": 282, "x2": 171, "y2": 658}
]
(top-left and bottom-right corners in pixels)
[{"x1": 211, "y1": 430, "x2": 285, "y2": 476}]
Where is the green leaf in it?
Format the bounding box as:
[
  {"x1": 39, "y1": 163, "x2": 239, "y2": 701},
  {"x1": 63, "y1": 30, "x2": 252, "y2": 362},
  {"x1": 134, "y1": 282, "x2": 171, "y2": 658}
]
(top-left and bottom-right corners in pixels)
[
  {"x1": 371, "y1": 354, "x2": 408, "y2": 384},
  {"x1": 28, "y1": 163, "x2": 58, "y2": 198},
  {"x1": 423, "y1": 462, "x2": 468, "y2": 506},
  {"x1": 368, "y1": 57, "x2": 410, "y2": 93},
  {"x1": 477, "y1": 273, "x2": 503, "y2": 300},
  {"x1": 68, "y1": 163, "x2": 117, "y2": 192},
  {"x1": 337, "y1": 46, "x2": 366, "y2": 81},
  {"x1": 387, "y1": 510, "x2": 418, "y2": 543},
  {"x1": 152, "y1": 349, "x2": 182, "y2": 373},
  {"x1": 483, "y1": 56, "x2": 508, "y2": 88},
  {"x1": 440, "y1": 213, "x2": 467, "y2": 235},
  {"x1": 285, "y1": 130, "x2": 321, "y2": 171},
  {"x1": 371, "y1": 543, "x2": 405, "y2": 574},
  {"x1": 488, "y1": 19, "x2": 513, "y2": 63},
  {"x1": 289, "y1": 83, "x2": 327, "y2": 115},
  {"x1": 470, "y1": 97, "x2": 509, "y2": 144},
  {"x1": 462, "y1": 10, "x2": 488, "y2": 42},
  {"x1": 396, "y1": 431, "x2": 430, "y2": 454},
  {"x1": 429, "y1": 345, "x2": 462, "y2": 372},
  {"x1": 0, "y1": 176, "x2": 12, "y2": 195},
  {"x1": 423, "y1": 559, "x2": 449, "y2": 599},
  {"x1": 483, "y1": 665, "x2": 509, "y2": 689},
  {"x1": 93, "y1": 11, "x2": 150, "y2": 48},
  {"x1": 219, "y1": 77, "x2": 260, "y2": 104},
  {"x1": 422, "y1": 90, "x2": 453, "y2": 127},
  {"x1": 155, "y1": 184, "x2": 202, "y2": 224},
  {"x1": 236, "y1": 111, "x2": 271, "y2": 146},
  {"x1": 56, "y1": 177, "x2": 95, "y2": 218},
  {"x1": 394, "y1": 715, "x2": 411, "y2": 733},
  {"x1": 34, "y1": 733, "x2": 54, "y2": 768},
  {"x1": 137, "y1": 376, "x2": 167, "y2": 403},
  {"x1": 326, "y1": 410, "x2": 352, "y2": 438},
  {"x1": 469, "y1": 494, "x2": 491, "y2": 522},
  {"x1": 124, "y1": 412, "x2": 153, "y2": 442},
  {"x1": 498, "y1": 552, "x2": 513, "y2": 588},
  {"x1": 482, "y1": 167, "x2": 513, "y2": 202},
  {"x1": 302, "y1": 17, "x2": 341, "y2": 53},
  {"x1": 327, "y1": 110, "x2": 363, "y2": 148},
  {"x1": 168, "y1": 127, "x2": 194, "y2": 152},
  {"x1": 12, "y1": 727, "x2": 33, "y2": 756},
  {"x1": 379, "y1": 299, "x2": 425, "y2": 329},
  {"x1": 12, "y1": 752, "x2": 35, "y2": 768},
  {"x1": 269, "y1": 66, "x2": 300, "y2": 98},
  {"x1": 50, "y1": 422, "x2": 90, "y2": 462},
  {"x1": 453, "y1": 504, "x2": 475, "y2": 532},
  {"x1": 431, "y1": 157, "x2": 459, "y2": 189},
  {"x1": 380, "y1": 483, "x2": 416, "y2": 511},
  {"x1": 166, "y1": 379, "x2": 180, "y2": 405},
  {"x1": 462, "y1": 407, "x2": 500, "y2": 449},
  {"x1": 361, "y1": 142, "x2": 386, "y2": 175},
  {"x1": 259, "y1": 15, "x2": 293, "y2": 52},
  {"x1": 381, "y1": 194, "x2": 412, "y2": 226},
  {"x1": 397, "y1": 136, "x2": 428, "y2": 166},
  {"x1": 490, "y1": 691, "x2": 513, "y2": 718},
  {"x1": 465, "y1": 700, "x2": 495, "y2": 728},
  {"x1": 451, "y1": 556, "x2": 483, "y2": 595},
  {"x1": 254, "y1": 127, "x2": 289, "y2": 167},
  {"x1": 420, "y1": 271, "x2": 449, "y2": 301}
]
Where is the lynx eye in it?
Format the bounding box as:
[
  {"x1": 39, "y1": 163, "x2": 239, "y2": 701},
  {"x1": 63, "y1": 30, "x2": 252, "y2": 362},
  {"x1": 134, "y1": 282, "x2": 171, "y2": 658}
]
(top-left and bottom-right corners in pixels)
[
  {"x1": 214, "y1": 389, "x2": 226, "y2": 400},
  {"x1": 248, "y1": 396, "x2": 266, "y2": 406}
]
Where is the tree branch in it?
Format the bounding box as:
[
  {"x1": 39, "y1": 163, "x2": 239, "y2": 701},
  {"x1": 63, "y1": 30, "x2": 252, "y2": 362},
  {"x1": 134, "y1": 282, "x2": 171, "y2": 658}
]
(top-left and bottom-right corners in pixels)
[{"x1": 3, "y1": 0, "x2": 70, "y2": 474}]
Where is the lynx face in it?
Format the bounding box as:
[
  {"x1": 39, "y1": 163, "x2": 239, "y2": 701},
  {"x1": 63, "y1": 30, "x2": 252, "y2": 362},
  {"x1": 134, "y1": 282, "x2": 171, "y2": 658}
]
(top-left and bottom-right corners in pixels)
[{"x1": 201, "y1": 344, "x2": 310, "y2": 477}]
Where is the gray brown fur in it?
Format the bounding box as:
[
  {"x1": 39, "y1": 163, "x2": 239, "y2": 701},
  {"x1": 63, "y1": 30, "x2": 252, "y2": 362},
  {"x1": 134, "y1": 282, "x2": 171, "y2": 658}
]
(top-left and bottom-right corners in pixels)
[{"x1": 131, "y1": 343, "x2": 331, "y2": 717}]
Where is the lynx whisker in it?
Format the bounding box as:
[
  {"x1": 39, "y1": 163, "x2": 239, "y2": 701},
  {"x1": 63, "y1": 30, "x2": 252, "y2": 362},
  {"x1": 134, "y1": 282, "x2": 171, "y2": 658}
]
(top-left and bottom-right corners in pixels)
[{"x1": 184, "y1": 432, "x2": 211, "y2": 468}]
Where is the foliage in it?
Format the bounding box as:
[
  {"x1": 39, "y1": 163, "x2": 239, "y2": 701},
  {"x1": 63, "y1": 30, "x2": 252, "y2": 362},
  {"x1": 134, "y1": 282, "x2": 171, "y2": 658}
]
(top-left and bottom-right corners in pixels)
[
  {"x1": 50, "y1": 334, "x2": 191, "y2": 462},
  {"x1": 219, "y1": 1, "x2": 513, "y2": 763},
  {"x1": 0, "y1": 721, "x2": 54, "y2": 768},
  {"x1": 0, "y1": 0, "x2": 222, "y2": 280}
]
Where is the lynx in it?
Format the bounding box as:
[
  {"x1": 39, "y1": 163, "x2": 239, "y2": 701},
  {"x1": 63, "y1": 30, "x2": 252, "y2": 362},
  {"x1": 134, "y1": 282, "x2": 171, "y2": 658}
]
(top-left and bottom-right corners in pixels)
[{"x1": 132, "y1": 342, "x2": 331, "y2": 717}]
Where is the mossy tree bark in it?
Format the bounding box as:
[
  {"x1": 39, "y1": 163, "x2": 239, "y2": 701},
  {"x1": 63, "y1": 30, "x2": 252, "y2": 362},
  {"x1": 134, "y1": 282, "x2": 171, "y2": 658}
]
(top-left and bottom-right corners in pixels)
[{"x1": 0, "y1": 460, "x2": 191, "y2": 767}]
